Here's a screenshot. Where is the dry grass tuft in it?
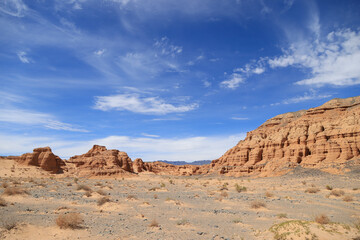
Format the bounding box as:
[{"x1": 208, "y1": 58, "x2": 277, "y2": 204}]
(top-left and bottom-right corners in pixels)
[
  {"x1": 76, "y1": 185, "x2": 92, "y2": 192},
  {"x1": 342, "y1": 195, "x2": 353, "y2": 202},
  {"x1": 2, "y1": 182, "x2": 9, "y2": 188},
  {"x1": 3, "y1": 187, "x2": 28, "y2": 196},
  {"x1": 0, "y1": 196, "x2": 7, "y2": 206},
  {"x1": 220, "y1": 191, "x2": 228, "y2": 198},
  {"x1": 56, "y1": 212, "x2": 84, "y2": 229},
  {"x1": 315, "y1": 214, "x2": 330, "y2": 224},
  {"x1": 96, "y1": 189, "x2": 107, "y2": 196},
  {"x1": 127, "y1": 194, "x2": 137, "y2": 200},
  {"x1": 250, "y1": 200, "x2": 266, "y2": 209},
  {"x1": 330, "y1": 189, "x2": 345, "y2": 197},
  {"x1": 265, "y1": 191, "x2": 274, "y2": 198},
  {"x1": 305, "y1": 187, "x2": 320, "y2": 193},
  {"x1": 84, "y1": 191, "x2": 92, "y2": 197},
  {"x1": 277, "y1": 213, "x2": 287, "y2": 219},
  {"x1": 325, "y1": 185, "x2": 333, "y2": 190},
  {"x1": 235, "y1": 184, "x2": 247, "y2": 193},
  {"x1": 97, "y1": 197, "x2": 111, "y2": 206},
  {"x1": 4, "y1": 222, "x2": 17, "y2": 231},
  {"x1": 149, "y1": 219, "x2": 159, "y2": 227},
  {"x1": 153, "y1": 194, "x2": 158, "y2": 199},
  {"x1": 176, "y1": 219, "x2": 189, "y2": 225}
]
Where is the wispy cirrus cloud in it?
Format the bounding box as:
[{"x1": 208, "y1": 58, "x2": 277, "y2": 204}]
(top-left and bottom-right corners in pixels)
[
  {"x1": 0, "y1": 0, "x2": 27, "y2": 17},
  {"x1": 17, "y1": 51, "x2": 32, "y2": 63},
  {"x1": 270, "y1": 89, "x2": 332, "y2": 106},
  {"x1": 94, "y1": 93, "x2": 199, "y2": 115},
  {"x1": 220, "y1": 73, "x2": 244, "y2": 89}
]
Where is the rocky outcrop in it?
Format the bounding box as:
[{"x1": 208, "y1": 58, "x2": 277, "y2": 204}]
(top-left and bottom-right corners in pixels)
[
  {"x1": 67, "y1": 145, "x2": 134, "y2": 177},
  {"x1": 16, "y1": 147, "x2": 64, "y2": 173},
  {"x1": 209, "y1": 96, "x2": 360, "y2": 176}
]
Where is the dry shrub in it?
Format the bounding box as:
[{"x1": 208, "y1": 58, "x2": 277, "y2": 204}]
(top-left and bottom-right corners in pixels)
[
  {"x1": 220, "y1": 191, "x2": 228, "y2": 198},
  {"x1": 4, "y1": 222, "x2": 17, "y2": 231},
  {"x1": 149, "y1": 219, "x2": 159, "y2": 227},
  {"x1": 277, "y1": 213, "x2": 287, "y2": 219},
  {"x1": 0, "y1": 196, "x2": 7, "y2": 206},
  {"x1": 149, "y1": 187, "x2": 160, "y2": 191},
  {"x1": 127, "y1": 194, "x2": 137, "y2": 200},
  {"x1": 176, "y1": 219, "x2": 189, "y2": 225},
  {"x1": 1, "y1": 182, "x2": 9, "y2": 188},
  {"x1": 354, "y1": 218, "x2": 360, "y2": 231},
  {"x1": 67, "y1": 183, "x2": 72, "y2": 186},
  {"x1": 325, "y1": 185, "x2": 333, "y2": 190},
  {"x1": 251, "y1": 200, "x2": 266, "y2": 209},
  {"x1": 305, "y1": 187, "x2": 320, "y2": 193},
  {"x1": 330, "y1": 189, "x2": 345, "y2": 197},
  {"x1": 76, "y1": 185, "x2": 91, "y2": 192},
  {"x1": 265, "y1": 191, "x2": 274, "y2": 198},
  {"x1": 84, "y1": 191, "x2": 92, "y2": 197},
  {"x1": 153, "y1": 194, "x2": 158, "y2": 199},
  {"x1": 235, "y1": 184, "x2": 247, "y2": 193},
  {"x1": 3, "y1": 187, "x2": 28, "y2": 196},
  {"x1": 342, "y1": 195, "x2": 353, "y2": 202},
  {"x1": 56, "y1": 212, "x2": 83, "y2": 229},
  {"x1": 97, "y1": 197, "x2": 110, "y2": 206},
  {"x1": 96, "y1": 190, "x2": 107, "y2": 196},
  {"x1": 315, "y1": 214, "x2": 330, "y2": 224},
  {"x1": 301, "y1": 181, "x2": 306, "y2": 185}
]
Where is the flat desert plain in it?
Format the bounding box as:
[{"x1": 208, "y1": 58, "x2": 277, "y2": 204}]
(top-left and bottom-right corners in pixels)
[{"x1": 0, "y1": 159, "x2": 359, "y2": 240}]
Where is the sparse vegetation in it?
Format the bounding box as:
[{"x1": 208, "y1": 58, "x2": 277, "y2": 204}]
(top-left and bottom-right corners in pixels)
[
  {"x1": 265, "y1": 191, "x2": 274, "y2": 198},
  {"x1": 250, "y1": 200, "x2": 266, "y2": 209},
  {"x1": 1, "y1": 182, "x2": 9, "y2": 188},
  {"x1": 330, "y1": 189, "x2": 345, "y2": 197},
  {"x1": 220, "y1": 191, "x2": 228, "y2": 197},
  {"x1": 56, "y1": 212, "x2": 84, "y2": 229},
  {"x1": 76, "y1": 184, "x2": 92, "y2": 192},
  {"x1": 277, "y1": 213, "x2": 287, "y2": 219},
  {"x1": 97, "y1": 189, "x2": 107, "y2": 196},
  {"x1": 176, "y1": 219, "x2": 189, "y2": 225},
  {"x1": 149, "y1": 219, "x2": 159, "y2": 227},
  {"x1": 315, "y1": 214, "x2": 330, "y2": 224},
  {"x1": 301, "y1": 180, "x2": 306, "y2": 185},
  {"x1": 3, "y1": 187, "x2": 28, "y2": 196},
  {"x1": 153, "y1": 194, "x2": 158, "y2": 199},
  {"x1": 342, "y1": 195, "x2": 353, "y2": 202},
  {"x1": 0, "y1": 196, "x2": 7, "y2": 206},
  {"x1": 235, "y1": 184, "x2": 247, "y2": 193},
  {"x1": 149, "y1": 187, "x2": 160, "y2": 191},
  {"x1": 326, "y1": 185, "x2": 333, "y2": 190},
  {"x1": 97, "y1": 197, "x2": 111, "y2": 206},
  {"x1": 4, "y1": 222, "x2": 17, "y2": 231},
  {"x1": 84, "y1": 191, "x2": 92, "y2": 197},
  {"x1": 233, "y1": 218, "x2": 242, "y2": 223},
  {"x1": 127, "y1": 194, "x2": 137, "y2": 200},
  {"x1": 305, "y1": 187, "x2": 320, "y2": 193}
]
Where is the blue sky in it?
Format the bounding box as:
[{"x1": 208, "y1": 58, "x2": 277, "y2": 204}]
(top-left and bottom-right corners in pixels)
[{"x1": 1, "y1": 0, "x2": 360, "y2": 161}]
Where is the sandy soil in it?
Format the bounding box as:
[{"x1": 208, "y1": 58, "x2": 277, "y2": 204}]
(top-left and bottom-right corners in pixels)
[{"x1": 0, "y1": 159, "x2": 359, "y2": 240}]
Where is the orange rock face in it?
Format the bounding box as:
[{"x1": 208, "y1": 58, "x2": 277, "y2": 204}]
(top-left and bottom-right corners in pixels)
[
  {"x1": 16, "y1": 147, "x2": 64, "y2": 174},
  {"x1": 209, "y1": 96, "x2": 360, "y2": 176},
  {"x1": 67, "y1": 145, "x2": 134, "y2": 177}
]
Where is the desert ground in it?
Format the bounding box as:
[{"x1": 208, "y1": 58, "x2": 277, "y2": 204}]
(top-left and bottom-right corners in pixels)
[{"x1": 0, "y1": 159, "x2": 359, "y2": 240}]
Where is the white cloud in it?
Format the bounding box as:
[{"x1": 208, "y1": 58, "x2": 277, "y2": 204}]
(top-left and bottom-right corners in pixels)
[
  {"x1": 0, "y1": 108, "x2": 88, "y2": 132},
  {"x1": 220, "y1": 73, "x2": 244, "y2": 89},
  {"x1": 94, "y1": 49, "x2": 105, "y2": 56},
  {"x1": 154, "y1": 37, "x2": 182, "y2": 57},
  {"x1": 269, "y1": 29, "x2": 360, "y2": 86},
  {"x1": 203, "y1": 80, "x2": 212, "y2": 88},
  {"x1": 17, "y1": 51, "x2": 32, "y2": 63},
  {"x1": 270, "y1": 90, "x2": 332, "y2": 106},
  {"x1": 141, "y1": 133, "x2": 160, "y2": 138},
  {"x1": 231, "y1": 117, "x2": 249, "y2": 120},
  {"x1": 94, "y1": 93, "x2": 198, "y2": 115},
  {"x1": 0, "y1": 0, "x2": 27, "y2": 17},
  {"x1": 0, "y1": 133, "x2": 246, "y2": 161}
]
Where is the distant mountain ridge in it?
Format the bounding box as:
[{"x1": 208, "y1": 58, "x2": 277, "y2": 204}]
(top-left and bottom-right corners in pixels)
[{"x1": 158, "y1": 160, "x2": 212, "y2": 165}]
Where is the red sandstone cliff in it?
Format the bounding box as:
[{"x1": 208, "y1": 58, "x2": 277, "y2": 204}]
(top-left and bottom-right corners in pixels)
[{"x1": 209, "y1": 96, "x2": 360, "y2": 176}]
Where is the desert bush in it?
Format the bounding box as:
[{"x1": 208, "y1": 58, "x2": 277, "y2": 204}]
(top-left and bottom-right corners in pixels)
[
  {"x1": 56, "y1": 212, "x2": 83, "y2": 229},
  {"x1": 354, "y1": 218, "x2": 360, "y2": 231},
  {"x1": 3, "y1": 222, "x2": 17, "y2": 231},
  {"x1": 94, "y1": 182, "x2": 103, "y2": 187},
  {"x1": 165, "y1": 197, "x2": 174, "y2": 201},
  {"x1": 149, "y1": 219, "x2": 159, "y2": 227},
  {"x1": 250, "y1": 200, "x2": 266, "y2": 209},
  {"x1": 301, "y1": 181, "x2": 306, "y2": 185},
  {"x1": 148, "y1": 187, "x2": 160, "y2": 191},
  {"x1": 235, "y1": 184, "x2": 247, "y2": 193},
  {"x1": 96, "y1": 190, "x2": 107, "y2": 196},
  {"x1": 265, "y1": 191, "x2": 274, "y2": 198},
  {"x1": 176, "y1": 219, "x2": 189, "y2": 225},
  {"x1": 169, "y1": 179, "x2": 174, "y2": 185},
  {"x1": 160, "y1": 182, "x2": 165, "y2": 188},
  {"x1": 330, "y1": 189, "x2": 345, "y2": 197},
  {"x1": 305, "y1": 187, "x2": 320, "y2": 193},
  {"x1": 342, "y1": 195, "x2": 353, "y2": 202},
  {"x1": 3, "y1": 187, "x2": 28, "y2": 196},
  {"x1": 315, "y1": 214, "x2": 330, "y2": 224},
  {"x1": 84, "y1": 191, "x2": 92, "y2": 197},
  {"x1": 153, "y1": 194, "x2": 158, "y2": 199},
  {"x1": 325, "y1": 185, "x2": 333, "y2": 190},
  {"x1": 97, "y1": 197, "x2": 110, "y2": 206},
  {"x1": 1, "y1": 182, "x2": 9, "y2": 188},
  {"x1": 220, "y1": 191, "x2": 228, "y2": 198},
  {"x1": 76, "y1": 185, "x2": 91, "y2": 192},
  {"x1": 0, "y1": 196, "x2": 7, "y2": 206},
  {"x1": 67, "y1": 183, "x2": 72, "y2": 186},
  {"x1": 74, "y1": 178, "x2": 79, "y2": 183},
  {"x1": 353, "y1": 187, "x2": 359, "y2": 191},
  {"x1": 277, "y1": 213, "x2": 287, "y2": 219},
  {"x1": 232, "y1": 218, "x2": 242, "y2": 223},
  {"x1": 127, "y1": 194, "x2": 137, "y2": 200}
]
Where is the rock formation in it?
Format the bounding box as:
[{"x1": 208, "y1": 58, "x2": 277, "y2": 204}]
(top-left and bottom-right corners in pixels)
[
  {"x1": 16, "y1": 147, "x2": 64, "y2": 174},
  {"x1": 209, "y1": 96, "x2": 360, "y2": 176},
  {"x1": 67, "y1": 145, "x2": 134, "y2": 177}
]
